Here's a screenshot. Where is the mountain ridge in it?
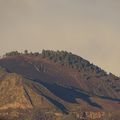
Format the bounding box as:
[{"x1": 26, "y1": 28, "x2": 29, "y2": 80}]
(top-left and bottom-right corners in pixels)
[{"x1": 0, "y1": 50, "x2": 120, "y2": 120}]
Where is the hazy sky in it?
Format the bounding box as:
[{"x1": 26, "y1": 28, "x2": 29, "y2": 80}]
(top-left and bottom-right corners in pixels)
[{"x1": 0, "y1": 0, "x2": 120, "y2": 75}]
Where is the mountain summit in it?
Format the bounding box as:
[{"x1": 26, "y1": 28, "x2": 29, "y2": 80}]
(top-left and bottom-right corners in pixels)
[{"x1": 0, "y1": 50, "x2": 120, "y2": 120}]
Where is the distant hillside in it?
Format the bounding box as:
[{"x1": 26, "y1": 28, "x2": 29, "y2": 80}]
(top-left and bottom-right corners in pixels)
[
  {"x1": 1, "y1": 50, "x2": 120, "y2": 98},
  {"x1": 0, "y1": 50, "x2": 120, "y2": 120}
]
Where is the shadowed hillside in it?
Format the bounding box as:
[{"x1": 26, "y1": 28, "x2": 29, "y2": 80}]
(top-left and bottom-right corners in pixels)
[
  {"x1": 1, "y1": 50, "x2": 120, "y2": 99},
  {"x1": 0, "y1": 50, "x2": 120, "y2": 119}
]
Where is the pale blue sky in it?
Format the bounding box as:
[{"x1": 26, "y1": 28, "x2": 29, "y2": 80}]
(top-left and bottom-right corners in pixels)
[{"x1": 0, "y1": 0, "x2": 120, "y2": 75}]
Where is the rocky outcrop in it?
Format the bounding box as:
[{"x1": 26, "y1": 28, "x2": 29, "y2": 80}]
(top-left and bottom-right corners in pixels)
[
  {"x1": 0, "y1": 72, "x2": 52, "y2": 111},
  {"x1": 86, "y1": 111, "x2": 105, "y2": 119},
  {"x1": 0, "y1": 73, "x2": 33, "y2": 110},
  {"x1": 70, "y1": 111, "x2": 107, "y2": 119}
]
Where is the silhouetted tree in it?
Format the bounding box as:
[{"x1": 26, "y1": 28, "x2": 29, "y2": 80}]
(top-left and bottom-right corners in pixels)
[
  {"x1": 24, "y1": 50, "x2": 28, "y2": 55},
  {"x1": 5, "y1": 51, "x2": 20, "y2": 56}
]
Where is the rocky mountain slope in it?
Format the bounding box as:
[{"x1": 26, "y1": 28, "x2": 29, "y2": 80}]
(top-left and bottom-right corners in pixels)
[{"x1": 0, "y1": 50, "x2": 119, "y2": 120}]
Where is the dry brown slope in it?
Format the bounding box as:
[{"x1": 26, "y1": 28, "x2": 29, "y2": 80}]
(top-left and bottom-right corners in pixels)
[{"x1": 0, "y1": 55, "x2": 119, "y2": 99}]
